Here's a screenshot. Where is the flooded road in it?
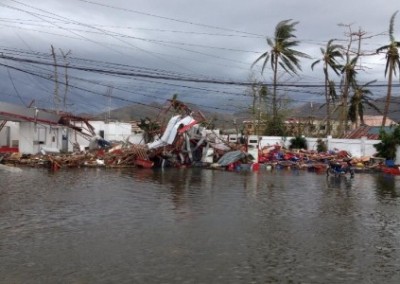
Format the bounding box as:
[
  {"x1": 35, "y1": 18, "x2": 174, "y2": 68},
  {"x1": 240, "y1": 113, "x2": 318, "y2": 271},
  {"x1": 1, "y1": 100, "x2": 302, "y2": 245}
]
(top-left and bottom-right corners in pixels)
[{"x1": 1, "y1": 167, "x2": 400, "y2": 283}]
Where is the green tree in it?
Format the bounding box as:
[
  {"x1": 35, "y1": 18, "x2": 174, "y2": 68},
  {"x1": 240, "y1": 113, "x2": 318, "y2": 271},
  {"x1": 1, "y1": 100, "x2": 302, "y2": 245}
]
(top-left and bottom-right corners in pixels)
[
  {"x1": 138, "y1": 117, "x2": 160, "y2": 143},
  {"x1": 311, "y1": 39, "x2": 343, "y2": 135},
  {"x1": 256, "y1": 85, "x2": 268, "y2": 135},
  {"x1": 289, "y1": 135, "x2": 307, "y2": 150},
  {"x1": 252, "y1": 19, "x2": 310, "y2": 121},
  {"x1": 376, "y1": 11, "x2": 400, "y2": 127},
  {"x1": 374, "y1": 125, "x2": 400, "y2": 160},
  {"x1": 263, "y1": 114, "x2": 287, "y2": 136},
  {"x1": 348, "y1": 80, "x2": 381, "y2": 128}
]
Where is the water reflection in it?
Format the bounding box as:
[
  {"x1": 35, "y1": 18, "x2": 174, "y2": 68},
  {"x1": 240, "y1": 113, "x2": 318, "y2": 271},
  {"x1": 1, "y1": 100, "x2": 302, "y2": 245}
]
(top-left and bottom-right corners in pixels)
[
  {"x1": 1, "y1": 169, "x2": 400, "y2": 283},
  {"x1": 374, "y1": 174, "x2": 399, "y2": 198},
  {"x1": 325, "y1": 175, "x2": 354, "y2": 193}
]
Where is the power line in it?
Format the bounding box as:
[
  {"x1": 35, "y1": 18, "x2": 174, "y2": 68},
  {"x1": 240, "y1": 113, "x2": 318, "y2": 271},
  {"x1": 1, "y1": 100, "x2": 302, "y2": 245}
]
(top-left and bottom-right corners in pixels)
[
  {"x1": 4, "y1": 53, "x2": 400, "y2": 88},
  {"x1": 75, "y1": 0, "x2": 263, "y2": 37}
]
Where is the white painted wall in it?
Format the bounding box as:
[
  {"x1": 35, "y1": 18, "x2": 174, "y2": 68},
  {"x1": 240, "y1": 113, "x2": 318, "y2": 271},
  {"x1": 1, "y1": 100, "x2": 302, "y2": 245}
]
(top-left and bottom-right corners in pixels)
[
  {"x1": 102, "y1": 122, "x2": 132, "y2": 141},
  {"x1": 0, "y1": 120, "x2": 384, "y2": 158},
  {"x1": 71, "y1": 121, "x2": 133, "y2": 150},
  {"x1": 0, "y1": 122, "x2": 19, "y2": 147},
  {"x1": 18, "y1": 122, "x2": 64, "y2": 154},
  {"x1": 258, "y1": 136, "x2": 379, "y2": 158}
]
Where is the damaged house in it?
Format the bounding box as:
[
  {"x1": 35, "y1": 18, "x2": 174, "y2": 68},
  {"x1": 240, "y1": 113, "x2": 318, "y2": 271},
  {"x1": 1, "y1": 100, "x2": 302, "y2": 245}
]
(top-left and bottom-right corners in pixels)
[{"x1": 0, "y1": 101, "x2": 135, "y2": 154}]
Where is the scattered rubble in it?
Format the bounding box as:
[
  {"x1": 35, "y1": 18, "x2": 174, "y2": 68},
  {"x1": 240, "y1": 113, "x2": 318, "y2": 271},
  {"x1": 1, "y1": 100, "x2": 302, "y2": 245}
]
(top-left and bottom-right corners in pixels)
[
  {"x1": 0, "y1": 99, "x2": 391, "y2": 175},
  {"x1": 0, "y1": 138, "x2": 386, "y2": 175}
]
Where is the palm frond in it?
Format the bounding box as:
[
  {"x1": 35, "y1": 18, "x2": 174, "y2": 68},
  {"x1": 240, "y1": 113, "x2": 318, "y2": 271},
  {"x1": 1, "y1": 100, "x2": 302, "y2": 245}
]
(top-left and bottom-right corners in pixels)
[
  {"x1": 282, "y1": 54, "x2": 300, "y2": 74},
  {"x1": 377, "y1": 44, "x2": 391, "y2": 53},
  {"x1": 251, "y1": 51, "x2": 269, "y2": 73},
  {"x1": 365, "y1": 100, "x2": 382, "y2": 114},
  {"x1": 267, "y1": 38, "x2": 274, "y2": 48},
  {"x1": 362, "y1": 79, "x2": 377, "y2": 88},
  {"x1": 261, "y1": 53, "x2": 270, "y2": 73},
  {"x1": 349, "y1": 56, "x2": 359, "y2": 66},
  {"x1": 270, "y1": 53, "x2": 276, "y2": 70},
  {"x1": 330, "y1": 64, "x2": 342, "y2": 76},
  {"x1": 290, "y1": 49, "x2": 311, "y2": 59},
  {"x1": 389, "y1": 11, "x2": 399, "y2": 42},
  {"x1": 279, "y1": 60, "x2": 294, "y2": 75},
  {"x1": 311, "y1": 59, "x2": 321, "y2": 70},
  {"x1": 384, "y1": 58, "x2": 391, "y2": 76}
]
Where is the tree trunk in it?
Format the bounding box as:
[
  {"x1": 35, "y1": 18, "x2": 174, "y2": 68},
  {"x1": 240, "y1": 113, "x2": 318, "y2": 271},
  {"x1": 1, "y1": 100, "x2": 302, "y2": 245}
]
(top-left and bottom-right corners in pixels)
[
  {"x1": 382, "y1": 59, "x2": 394, "y2": 127},
  {"x1": 272, "y1": 56, "x2": 278, "y2": 119},
  {"x1": 324, "y1": 67, "x2": 330, "y2": 136}
]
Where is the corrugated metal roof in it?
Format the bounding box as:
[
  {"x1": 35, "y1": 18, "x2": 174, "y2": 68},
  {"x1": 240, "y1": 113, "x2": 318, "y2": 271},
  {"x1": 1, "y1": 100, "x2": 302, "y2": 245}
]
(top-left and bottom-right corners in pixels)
[
  {"x1": 0, "y1": 101, "x2": 61, "y2": 124},
  {"x1": 344, "y1": 125, "x2": 394, "y2": 139}
]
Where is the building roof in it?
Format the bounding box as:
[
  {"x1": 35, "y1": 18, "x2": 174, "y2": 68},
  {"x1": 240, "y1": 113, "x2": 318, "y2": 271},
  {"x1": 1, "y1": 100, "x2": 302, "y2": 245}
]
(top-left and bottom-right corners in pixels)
[
  {"x1": 344, "y1": 125, "x2": 394, "y2": 139},
  {"x1": 0, "y1": 101, "x2": 61, "y2": 124},
  {"x1": 362, "y1": 115, "x2": 396, "y2": 127}
]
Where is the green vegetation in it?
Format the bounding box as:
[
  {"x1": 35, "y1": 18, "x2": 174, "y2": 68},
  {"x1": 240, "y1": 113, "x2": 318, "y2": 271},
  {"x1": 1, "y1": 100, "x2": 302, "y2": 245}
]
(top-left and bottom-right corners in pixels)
[
  {"x1": 252, "y1": 19, "x2": 310, "y2": 124},
  {"x1": 289, "y1": 135, "x2": 308, "y2": 150},
  {"x1": 348, "y1": 80, "x2": 381, "y2": 127},
  {"x1": 316, "y1": 138, "x2": 327, "y2": 153},
  {"x1": 264, "y1": 115, "x2": 287, "y2": 136},
  {"x1": 374, "y1": 125, "x2": 400, "y2": 159},
  {"x1": 376, "y1": 11, "x2": 400, "y2": 127},
  {"x1": 311, "y1": 39, "x2": 343, "y2": 135},
  {"x1": 138, "y1": 117, "x2": 160, "y2": 143}
]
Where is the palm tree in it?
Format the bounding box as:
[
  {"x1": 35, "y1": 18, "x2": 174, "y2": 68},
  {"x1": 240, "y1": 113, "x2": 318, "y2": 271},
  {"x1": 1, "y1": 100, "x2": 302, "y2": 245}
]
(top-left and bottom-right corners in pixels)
[
  {"x1": 376, "y1": 11, "x2": 400, "y2": 127},
  {"x1": 348, "y1": 80, "x2": 381, "y2": 128},
  {"x1": 311, "y1": 39, "x2": 343, "y2": 135},
  {"x1": 339, "y1": 56, "x2": 359, "y2": 135},
  {"x1": 252, "y1": 19, "x2": 310, "y2": 121}
]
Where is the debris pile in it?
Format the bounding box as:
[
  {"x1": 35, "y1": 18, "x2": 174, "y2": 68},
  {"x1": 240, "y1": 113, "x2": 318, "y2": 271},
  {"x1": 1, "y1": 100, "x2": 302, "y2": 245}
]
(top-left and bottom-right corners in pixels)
[
  {"x1": 0, "y1": 99, "x2": 390, "y2": 175},
  {"x1": 0, "y1": 144, "x2": 153, "y2": 170}
]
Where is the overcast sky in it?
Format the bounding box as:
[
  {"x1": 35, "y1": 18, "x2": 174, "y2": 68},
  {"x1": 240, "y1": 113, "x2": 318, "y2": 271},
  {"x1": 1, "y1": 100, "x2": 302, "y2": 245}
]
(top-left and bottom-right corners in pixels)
[{"x1": 0, "y1": 0, "x2": 399, "y2": 114}]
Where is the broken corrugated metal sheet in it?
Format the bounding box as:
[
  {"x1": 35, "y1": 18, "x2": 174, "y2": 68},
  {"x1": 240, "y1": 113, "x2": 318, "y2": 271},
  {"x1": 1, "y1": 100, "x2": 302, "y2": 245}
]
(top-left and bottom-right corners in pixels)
[
  {"x1": 0, "y1": 101, "x2": 61, "y2": 124},
  {"x1": 344, "y1": 125, "x2": 394, "y2": 139}
]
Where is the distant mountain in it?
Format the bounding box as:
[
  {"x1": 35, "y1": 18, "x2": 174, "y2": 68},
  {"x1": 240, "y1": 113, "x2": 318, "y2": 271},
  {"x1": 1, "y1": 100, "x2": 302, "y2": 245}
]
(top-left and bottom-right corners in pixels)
[
  {"x1": 93, "y1": 96, "x2": 400, "y2": 130},
  {"x1": 93, "y1": 101, "x2": 252, "y2": 129},
  {"x1": 289, "y1": 96, "x2": 400, "y2": 122}
]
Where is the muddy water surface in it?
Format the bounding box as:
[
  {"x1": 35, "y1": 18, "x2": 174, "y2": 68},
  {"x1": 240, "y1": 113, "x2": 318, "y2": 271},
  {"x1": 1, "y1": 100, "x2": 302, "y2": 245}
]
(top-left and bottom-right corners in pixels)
[{"x1": 1, "y1": 167, "x2": 400, "y2": 283}]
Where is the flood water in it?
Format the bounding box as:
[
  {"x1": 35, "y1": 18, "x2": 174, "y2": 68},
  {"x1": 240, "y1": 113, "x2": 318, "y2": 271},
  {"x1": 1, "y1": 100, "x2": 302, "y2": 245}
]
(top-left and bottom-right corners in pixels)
[{"x1": 1, "y1": 166, "x2": 400, "y2": 283}]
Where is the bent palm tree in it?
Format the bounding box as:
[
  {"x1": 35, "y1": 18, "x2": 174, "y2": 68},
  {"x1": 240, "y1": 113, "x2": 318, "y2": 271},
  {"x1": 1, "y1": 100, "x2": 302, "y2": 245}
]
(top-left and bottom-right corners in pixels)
[
  {"x1": 348, "y1": 80, "x2": 381, "y2": 127},
  {"x1": 311, "y1": 39, "x2": 343, "y2": 135},
  {"x1": 377, "y1": 11, "x2": 400, "y2": 127},
  {"x1": 252, "y1": 19, "x2": 310, "y2": 121},
  {"x1": 339, "y1": 55, "x2": 359, "y2": 135}
]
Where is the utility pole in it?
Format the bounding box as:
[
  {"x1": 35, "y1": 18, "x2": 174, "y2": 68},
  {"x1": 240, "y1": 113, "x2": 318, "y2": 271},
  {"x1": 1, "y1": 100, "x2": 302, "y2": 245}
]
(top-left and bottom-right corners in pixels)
[
  {"x1": 60, "y1": 49, "x2": 71, "y2": 112},
  {"x1": 51, "y1": 45, "x2": 60, "y2": 113},
  {"x1": 338, "y1": 25, "x2": 366, "y2": 136},
  {"x1": 106, "y1": 85, "x2": 113, "y2": 123}
]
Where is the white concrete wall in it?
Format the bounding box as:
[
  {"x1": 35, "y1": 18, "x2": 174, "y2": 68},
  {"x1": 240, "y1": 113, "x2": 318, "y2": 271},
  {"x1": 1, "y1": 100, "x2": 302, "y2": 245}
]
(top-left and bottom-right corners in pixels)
[
  {"x1": 103, "y1": 122, "x2": 132, "y2": 141},
  {"x1": 19, "y1": 122, "x2": 64, "y2": 154},
  {"x1": 0, "y1": 122, "x2": 19, "y2": 147},
  {"x1": 70, "y1": 121, "x2": 133, "y2": 150},
  {"x1": 326, "y1": 137, "x2": 380, "y2": 157},
  {"x1": 258, "y1": 136, "x2": 379, "y2": 158},
  {"x1": 259, "y1": 136, "x2": 290, "y2": 148},
  {"x1": 1, "y1": 120, "x2": 382, "y2": 157}
]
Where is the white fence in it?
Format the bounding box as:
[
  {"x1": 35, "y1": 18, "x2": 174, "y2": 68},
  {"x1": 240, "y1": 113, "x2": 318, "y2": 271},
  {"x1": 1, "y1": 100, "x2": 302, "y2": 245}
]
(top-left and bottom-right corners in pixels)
[
  {"x1": 255, "y1": 136, "x2": 380, "y2": 158},
  {"x1": 258, "y1": 135, "x2": 400, "y2": 163}
]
